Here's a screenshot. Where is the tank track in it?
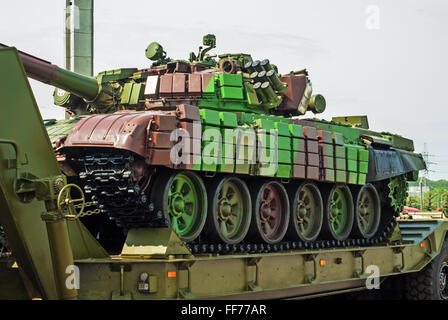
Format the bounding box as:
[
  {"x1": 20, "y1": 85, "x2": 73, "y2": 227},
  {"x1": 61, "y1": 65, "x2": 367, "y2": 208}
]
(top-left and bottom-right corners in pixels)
[
  {"x1": 186, "y1": 225, "x2": 396, "y2": 255},
  {"x1": 74, "y1": 150, "x2": 399, "y2": 254},
  {"x1": 77, "y1": 152, "x2": 166, "y2": 230}
]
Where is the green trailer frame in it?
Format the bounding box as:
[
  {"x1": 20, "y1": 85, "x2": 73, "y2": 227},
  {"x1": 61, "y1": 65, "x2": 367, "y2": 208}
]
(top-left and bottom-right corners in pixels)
[
  {"x1": 2, "y1": 218, "x2": 446, "y2": 300},
  {"x1": 2, "y1": 218, "x2": 447, "y2": 300},
  {"x1": 71, "y1": 219, "x2": 447, "y2": 300}
]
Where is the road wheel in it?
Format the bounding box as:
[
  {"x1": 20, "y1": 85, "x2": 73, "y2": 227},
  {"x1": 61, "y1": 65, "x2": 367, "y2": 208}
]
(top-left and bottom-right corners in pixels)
[
  {"x1": 204, "y1": 176, "x2": 251, "y2": 244},
  {"x1": 322, "y1": 184, "x2": 354, "y2": 241},
  {"x1": 287, "y1": 182, "x2": 323, "y2": 242},
  {"x1": 352, "y1": 183, "x2": 381, "y2": 239},
  {"x1": 151, "y1": 171, "x2": 207, "y2": 242},
  {"x1": 249, "y1": 180, "x2": 289, "y2": 244}
]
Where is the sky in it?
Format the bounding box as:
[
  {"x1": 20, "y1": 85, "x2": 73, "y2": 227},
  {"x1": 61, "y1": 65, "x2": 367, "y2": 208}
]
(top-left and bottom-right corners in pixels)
[{"x1": 1, "y1": 0, "x2": 447, "y2": 180}]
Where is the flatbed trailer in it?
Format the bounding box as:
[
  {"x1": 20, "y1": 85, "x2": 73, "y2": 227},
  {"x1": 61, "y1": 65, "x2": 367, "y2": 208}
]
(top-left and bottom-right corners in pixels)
[
  {"x1": 1, "y1": 216, "x2": 447, "y2": 300},
  {"x1": 0, "y1": 46, "x2": 447, "y2": 301},
  {"x1": 70, "y1": 217, "x2": 448, "y2": 300}
]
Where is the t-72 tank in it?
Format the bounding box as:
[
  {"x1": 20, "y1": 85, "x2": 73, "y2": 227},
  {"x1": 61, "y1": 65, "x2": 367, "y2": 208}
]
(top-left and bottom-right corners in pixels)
[{"x1": 0, "y1": 35, "x2": 426, "y2": 254}]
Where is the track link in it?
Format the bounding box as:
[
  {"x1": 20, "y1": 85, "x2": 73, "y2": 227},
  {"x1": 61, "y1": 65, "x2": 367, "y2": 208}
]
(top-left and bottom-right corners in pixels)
[
  {"x1": 187, "y1": 216, "x2": 397, "y2": 254},
  {"x1": 77, "y1": 152, "x2": 165, "y2": 230}
]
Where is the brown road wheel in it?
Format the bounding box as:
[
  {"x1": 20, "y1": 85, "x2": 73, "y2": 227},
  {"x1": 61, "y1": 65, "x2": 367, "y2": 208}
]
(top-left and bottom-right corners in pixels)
[
  {"x1": 352, "y1": 183, "x2": 381, "y2": 239},
  {"x1": 249, "y1": 180, "x2": 289, "y2": 244},
  {"x1": 287, "y1": 181, "x2": 324, "y2": 242},
  {"x1": 321, "y1": 184, "x2": 355, "y2": 241},
  {"x1": 204, "y1": 176, "x2": 252, "y2": 244}
]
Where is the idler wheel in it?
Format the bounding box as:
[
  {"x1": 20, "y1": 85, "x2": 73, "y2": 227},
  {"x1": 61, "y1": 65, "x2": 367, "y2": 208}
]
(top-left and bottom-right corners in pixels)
[
  {"x1": 204, "y1": 177, "x2": 251, "y2": 244},
  {"x1": 249, "y1": 180, "x2": 289, "y2": 244},
  {"x1": 322, "y1": 184, "x2": 354, "y2": 241},
  {"x1": 151, "y1": 171, "x2": 207, "y2": 242},
  {"x1": 352, "y1": 183, "x2": 381, "y2": 239},
  {"x1": 287, "y1": 182, "x2": 323, "y2": 242}
]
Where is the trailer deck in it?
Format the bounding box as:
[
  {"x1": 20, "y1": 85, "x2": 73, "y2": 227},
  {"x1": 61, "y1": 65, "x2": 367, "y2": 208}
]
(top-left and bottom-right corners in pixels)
[{"x1": 72, "y1": 217, "x2": 448, "y2": 300}]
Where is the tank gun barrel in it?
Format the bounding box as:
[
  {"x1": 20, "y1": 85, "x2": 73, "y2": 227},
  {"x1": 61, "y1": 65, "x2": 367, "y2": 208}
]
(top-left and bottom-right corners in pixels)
[{"x1": 0, "y1": 43, "x2": 99, "y2": 101}]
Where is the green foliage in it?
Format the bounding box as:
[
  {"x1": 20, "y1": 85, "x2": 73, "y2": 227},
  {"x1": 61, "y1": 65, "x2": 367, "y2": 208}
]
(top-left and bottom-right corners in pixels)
[
  {"x1": 443, "y1": 191, "x2": 448, "y2": 216},
  {"x1": 406, "y1": 195, "x2": 420, "y2": 208},
  {"x1": 388, "y1": 176, "x2": 408, "y2": 212},
  {"x1": 406, "y1": 188, "x2": 448, "y2": 212},
  {"x1": 424, "y1": 190, "x2": 434, "y2": 211},
  {"x1": 408, "y1": 178, "x2": 448, "y2": 188},
  {"x1": 431, "y1": 188, "x2": 447, "y2": 211}
]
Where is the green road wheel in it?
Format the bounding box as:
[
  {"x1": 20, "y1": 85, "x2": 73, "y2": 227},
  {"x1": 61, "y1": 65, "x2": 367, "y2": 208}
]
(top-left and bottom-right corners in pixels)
[
  {"x1": 249, "y1": 180, "x2": 289, "y2": 244},
  {"x1": 204, "y1": 177, "x2": 251, "y2": 244},
  {"x1": 151, "y1": 171, "x2": 207, "y2": 242},
  {"x1": 287, "y1": 182, "x2": 323, "y2": 242},
  {"x1": 352, "y1": 183, "x2": 381, "y2": 239},
  {"x1": 322, "y1": 184, "x2": 354, "y2": 241}
]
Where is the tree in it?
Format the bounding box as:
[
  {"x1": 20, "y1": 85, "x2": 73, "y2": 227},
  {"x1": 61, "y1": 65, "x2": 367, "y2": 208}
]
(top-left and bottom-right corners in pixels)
[
  {"x1": 443, "y1": 191, "x2": 448, "y2": 217},
  {"x1": 406, "y1": 195, "x2": 420, "y2": 209},
  {"x1": 424, "y1": 190, "x2": 434, "y2": 211}
]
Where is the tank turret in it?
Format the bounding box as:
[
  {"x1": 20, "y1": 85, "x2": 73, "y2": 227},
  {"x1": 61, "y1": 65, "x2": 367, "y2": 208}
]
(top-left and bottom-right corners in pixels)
[{"x1": 1, "y1": 35, "x2": 326, "y2": 118}]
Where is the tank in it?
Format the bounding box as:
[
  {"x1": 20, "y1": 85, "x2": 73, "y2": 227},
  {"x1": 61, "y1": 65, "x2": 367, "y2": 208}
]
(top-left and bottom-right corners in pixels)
[{"x1": 1, "y1": 36, "x2": 426, "y2": 253}]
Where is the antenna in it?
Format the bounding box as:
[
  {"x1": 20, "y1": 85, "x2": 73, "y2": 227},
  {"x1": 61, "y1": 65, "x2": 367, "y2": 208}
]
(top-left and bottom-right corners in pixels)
[
  {"x1": 419, "y1": 143, "x2": 429, "y2": 210},
  {"x1": 419, "y1": 143, "x2": 438, "y2": 211},
  {"x1": 421, "y1": 143, "x2": 438, "y2": 181}
]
